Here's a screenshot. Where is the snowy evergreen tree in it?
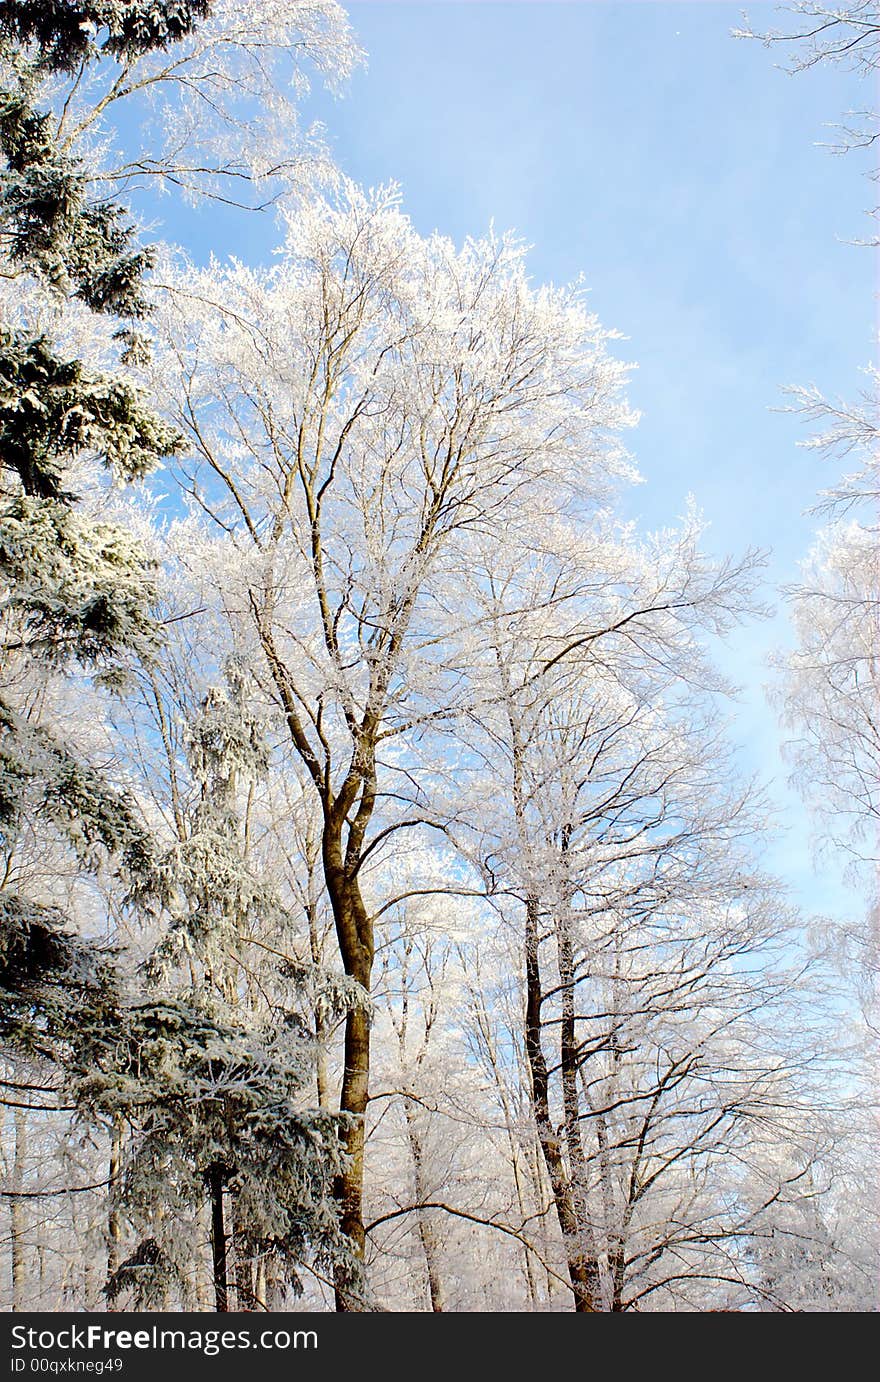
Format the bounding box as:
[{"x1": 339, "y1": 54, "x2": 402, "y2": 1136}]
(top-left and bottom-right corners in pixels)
[
  {"x1": 0, "y1": 2, "x2": 194, "y2": 1092},
  {"x1": 0, "y1": 4, "x2": 364, "y2": 1304},
  {"x1": 0, "y1": 3, "x2": 212, "y2": 74},
  {"x1": 74, "y1": 666, "x2": 359, "y2": 1311},
  {"x1": 76, "y1": 997, "x2": 350, "y2": 1312}
]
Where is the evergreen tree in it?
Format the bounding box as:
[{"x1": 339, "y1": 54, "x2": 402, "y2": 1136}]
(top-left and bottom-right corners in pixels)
[
  {"x1": 78, "y1": 998, "x2": 350, "y2": 1311},
  {"x1": 83, "y1": 669, "x2": 357, "y2": 1311},
  {"x1": 0, "y1": 3, "x2": 212, "y2": 75},
  {"x1": 1, "y1": 11, "x2": 353, "y2": 1306},
  {"x1": 0, "y1": 2, "x2": 196, "y2": 1083}
]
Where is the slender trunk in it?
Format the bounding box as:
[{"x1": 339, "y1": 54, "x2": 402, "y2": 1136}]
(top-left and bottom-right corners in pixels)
[
  {"x1": 507, "y1": 1134, "x2": 540, "y2": 1309},
  {"x1": 207, "y1": 1165, "x2": 229, "y2": 1313},
  {"x1": 403, "y1": 1096, "x2": 445, "y2": 1312},
  {"x1": 501, "y1": 669, "x2": 595, "y2": 1311},
  {"x1": 314, "y1": 1002, "x2": 331, "y2": 1109},
  {"x1": 106, "y1": 1120, "x2": 123, "y2": 1309},
  {"x1": 528, "y1": 1133, "x2": 556, "y2": 1304},
  {"x1": 556, "y1": 895, "x2": 603, "y2": 1308},
  {"x1": 195, "y1": 1200, "x2": 214, "y2": 1310},
  {"x1": 254, "y1": 1257, "x2": 268, "y2": 1311},
  {"x1": 579, "y1": 1064, "x2": 618, "y2": 1310},
  {"x1": 10, "y1": 1108, "x2": 26, "y2": 1311},
  {"x1": 262, "y1": 592, "x2": 385, "y2": 1309},
  {"x1": 523, "y1": 894, "x2": 596, "y2": 1312}
]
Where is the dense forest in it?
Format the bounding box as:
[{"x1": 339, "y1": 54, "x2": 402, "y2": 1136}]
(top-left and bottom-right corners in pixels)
[{"x1": 0, "y1": 1, "x2": 876, "y2": 1313}]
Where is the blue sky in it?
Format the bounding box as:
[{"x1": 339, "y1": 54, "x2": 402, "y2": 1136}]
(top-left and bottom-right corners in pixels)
[{"x1": 156, "y1": 2, "x2": 874, "y2": 921}]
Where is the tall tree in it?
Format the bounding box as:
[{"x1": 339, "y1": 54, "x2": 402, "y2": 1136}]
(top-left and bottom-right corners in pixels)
[
  {"x1": 149, "y1": 184, "x2": 634, "y2": 1305},
  {"x1": 452, "y1": 522, "x2": 829, "y2": 1310},
  {"x1": 1, "y1": 0, "x2": 192, "y2": 1083}
]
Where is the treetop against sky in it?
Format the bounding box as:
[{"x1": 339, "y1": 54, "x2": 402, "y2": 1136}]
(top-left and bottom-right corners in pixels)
[{"x1": 122, "y1": 0, "x2": 873, "y2": 925}]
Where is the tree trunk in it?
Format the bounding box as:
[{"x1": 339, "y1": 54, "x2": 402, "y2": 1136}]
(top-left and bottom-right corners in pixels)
[
  {"x1": 195, "y1": 1200, "x2": 214, "y2": 1310},
  {"x1": 324, "y1": 820, "x2": 373, "y2": 1311},
  {"x1": 254, "y1": 1257, "x2": 268, "y2": 1311},
  {"x1": 403, "y1": 1095, "x2": 445, "y2": 1312},
  {"x1": 10, "y1": 1108, "x2": 26, "y2": 1311},
  {"x1": 556, "y1": 894, "x2": 603, "y2": 1309},
  {"x1": 523, "y1": 894, "x2": 596, "y2": 1312},
  {"x1": 528, "y1": 1134, "x2": 556, "y2": 1304},
  {"x1": 262, "y1": 590, "x2": 385, "y2": 1309},
  {"x1": 106, "y1": 1120, "x2": 123, "y2": 1309},
  {"x1": 207, "y1": 1165, "x2": 229, "y2": 1313},
  {"x1": 586, "y1": 1081, "x2": 618, "y2": 1311},
  {"x1": 331, "y1": 990, "x2": 370, "y2": 1309}
]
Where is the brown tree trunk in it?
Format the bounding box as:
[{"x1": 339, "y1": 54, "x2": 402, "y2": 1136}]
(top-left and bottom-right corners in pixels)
[
  {"x1": 324, "y1": 819, "x2": 374, "y2": 1311},
  {"x1": 331, "y1": 993, "x2": 370, "y2": 1308},
  {"x1": 106, "y1": 1120, "x2": 123, "y2": 1310},
  {"x1": 500, "y1": 661, "x2": 597, "y2": 1310},
  {"x1": 207, "y1": 1165, "x2": 229, "y2": 1312}
]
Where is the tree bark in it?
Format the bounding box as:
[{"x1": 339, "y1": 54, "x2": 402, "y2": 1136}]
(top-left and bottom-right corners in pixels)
[
  {"x1": 403, "y1": 1095, "x2": 445, "y2": 1312},
  {"x1": 254, "y1": 1257, "x2": 268, "y2": 1311},
  {"x1": 324, "y1": 819, "x2": 373, "y2": 1311},
  {"x1": 207, "y1": 1165, "x2": 229, "y2": 1313},
  {"x1": 106, "y1": 1120, "x2": 123, "y2": 1310},
  {"x1": 523, "y1": 893, "x2": 596, "y2": 1312},
  {"x1": 556, "y1": 888, "x2": 603, "y2": 1309}
]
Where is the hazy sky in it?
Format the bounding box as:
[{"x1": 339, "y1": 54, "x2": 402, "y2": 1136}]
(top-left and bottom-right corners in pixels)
[{"x1": 160, "y1": 1, "x2": 875, "y2": 920}]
